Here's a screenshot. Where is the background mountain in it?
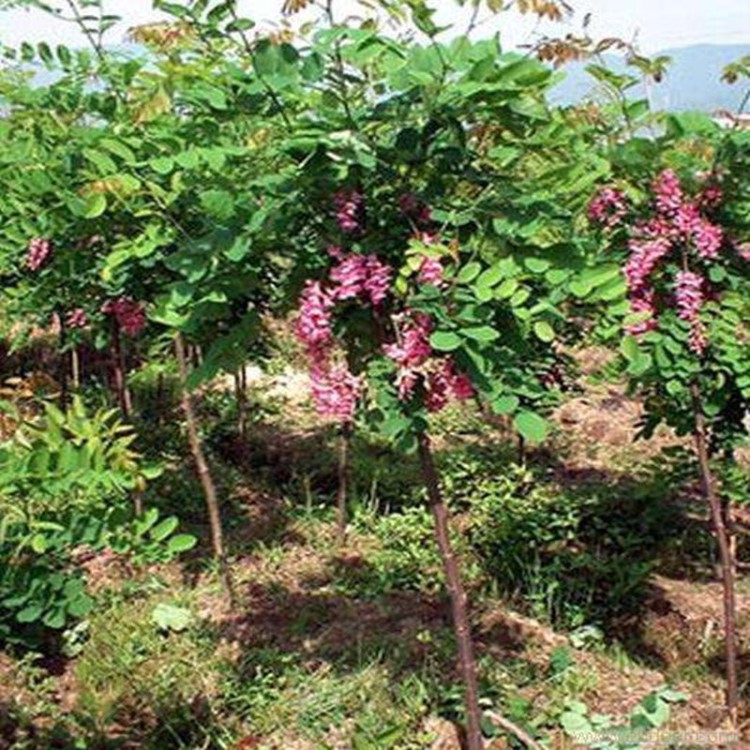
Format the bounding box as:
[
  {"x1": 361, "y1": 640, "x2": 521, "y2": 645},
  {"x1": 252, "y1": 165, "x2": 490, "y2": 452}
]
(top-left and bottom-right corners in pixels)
[{"x1": 550, "y1": 43, "x2": 750, "y2": 113}]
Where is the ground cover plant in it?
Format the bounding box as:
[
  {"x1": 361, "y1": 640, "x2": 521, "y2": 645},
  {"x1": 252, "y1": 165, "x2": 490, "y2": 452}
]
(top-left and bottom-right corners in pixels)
[{"x1": 0, "y1": 0, "x2": 749, "y2": 748}]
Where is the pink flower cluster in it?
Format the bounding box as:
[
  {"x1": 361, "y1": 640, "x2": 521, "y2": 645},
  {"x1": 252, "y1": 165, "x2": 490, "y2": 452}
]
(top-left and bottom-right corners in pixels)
[
  {"x1": 26, "y1": 237, "x2": 53, "y2": 272},
  {"x1": 652, "y1": 169, "x2": 684, "y2": 216},
  {"x1": 333, "y1": 190, "x2": 365, "y2": 234},
  {"x1": 102, "y1": 297, "x2": 147, "y2": 337},
  {"x1": 674, "y1": 271, "x2": 707, "y2": 354},
  {"x1": 399, "y1": 193, "x2": 432, "y2": 227},
  {"x1": 310, "y1": 363, "x2": 361, "y2": 424},
  {"x1": 65, "y1": 308, "x2": 89, "y2": 329},
  {"x1": 329, "y1": 253, "x2": 392, "y2": 306},
  {"x1": 383, "y1": 311, "x2": 473, "y2": 411},
  {"x1": 588, "y1": 188, "x2": 628, "y2": 229},
  {"x1": 417, "y1": 256, "x2": 445, "y2": 287},
  {"x1": 621, "y1": 170, "x2": 725, "y2": 351},
  {"x1": 295, "y1": 261, "x2": 383, "y2": 423},
  {"x1": 294, "y1": 281, "x2": 334, "y2": 351}
]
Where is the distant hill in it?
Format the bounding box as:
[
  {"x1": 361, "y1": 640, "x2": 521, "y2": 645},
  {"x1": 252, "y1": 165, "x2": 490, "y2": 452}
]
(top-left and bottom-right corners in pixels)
[{"x1": 550, "y1": 43, "x2": 750, "y2": 113}]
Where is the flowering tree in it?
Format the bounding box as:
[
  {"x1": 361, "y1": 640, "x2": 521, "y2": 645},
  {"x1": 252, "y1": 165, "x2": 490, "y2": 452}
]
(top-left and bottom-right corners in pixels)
[{"x1": 586, "y1": 120, "x2": 750, "y2": 724}]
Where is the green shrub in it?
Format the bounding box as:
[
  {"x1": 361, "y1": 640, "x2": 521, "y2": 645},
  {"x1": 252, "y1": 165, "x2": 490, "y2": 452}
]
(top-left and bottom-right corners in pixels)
[
  {"x1": 0, "y1": 397, "x2": 192, "y2": 643},
  {"x1": 465, "y1": 463, "x2": 680, "y2": 629}
]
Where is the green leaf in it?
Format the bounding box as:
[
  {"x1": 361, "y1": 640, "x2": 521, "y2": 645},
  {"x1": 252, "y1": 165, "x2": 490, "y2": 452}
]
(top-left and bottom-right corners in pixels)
[
  {"x1": 475, "y1": 265, "x2": 503, "y2": 288},
  {"x1": 150, "y1": 156, "x2": 175, "y2": 175},
  {"x1": 620, "y1": 335, "x2": 640, "y2": 362},
  {"x1": 150, "y1": 516, "x2": 179, "y2": 542},
  {"x1": 83, "y1": 193, "x2": 107, "y2": 218},
  {"x1": 430, "y1": 331, "x2": 462, "y2": 351},
  {"x1": 533, "y1": 321, "x2": 555, "y2": 342},
  {"x1": 492, "y1": 395, "x2": 519, "y2": 415},
  {"x1": 462, "y1": 326, "x2": 499, "y2": 343},
  {"x1": 457, "y1": 262, "x2": 481, "y2": 284},
  {"x1": 514, "y1": 411, "x2": 549, "y2": 443},
  {"x1": 16, "y1": 603, "x2": 43, "y2": 623},
  {"x1": 167, "y1": 534, "x2": 198, "y2": 553}
]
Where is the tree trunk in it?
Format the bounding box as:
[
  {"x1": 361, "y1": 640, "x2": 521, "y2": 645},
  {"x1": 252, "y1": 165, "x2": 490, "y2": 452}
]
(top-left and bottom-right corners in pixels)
[
  {"x1": 417, "y1": 432, "x2": 483, "y2": 750},
  {"x1": 234, "y1": 369, "x2": 248, "y2": 441},
  {"x1": 174, "y1": 333, "x2": 235, "y2": 605},
  {"x1": 691, "y1": 383, "x2": 738, "y2": 726},
  {"x1": 336, "y1": 422, "x2": 351, "y2": 542},
  {"x1": 111, "y1": 324, "x2": 132, "y2": 418},
  {"x1": 57, "y1": 317, "x2": 69, "y2": 411},
  {"x1": 71, "y1": 348, "x2": 80, "y2": 391}
]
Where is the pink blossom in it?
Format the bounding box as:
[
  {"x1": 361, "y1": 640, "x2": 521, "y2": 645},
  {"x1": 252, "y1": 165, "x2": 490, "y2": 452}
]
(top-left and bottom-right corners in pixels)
[
  {"x1": 736, "y1": 243, "x2": 750, "y2": 263},
  {"x1": 384, "y1": 313, "x2": 433, "y2": 400},
  {"x1": 417, "y1": 256, "x2": 445, "y2": 287},
  {"x1": 362, "y1": 256, "x2": 393, "y2": 305},
  {"x1": 65, "y1": 308, "x2": 88, "y2": 329},
  {"x1": 673, "y1": 203, "x2": 701, "y2": 235},
  {"x1": 384, "y1": 313, "x2": 433, "y2": 370},
  {"x1": 699, "y1": 183, "x2": 723, "y2": 210},
  {"x1": 587, "y1": 187, "x2": 628, "y2": 228},
  {"x1": 624, "y1": 236, "x2": 672, "y2": 293},
  {"x1": 424, "y1": 359, "x2": 474, "y2": 412},
  {"x1": 625, "y1": 288, "x2": 658, "y2": 336},
  {"x1": 102, "y1": 297, "x2": 147, "y2": 337},
  {"x1": 309, "y1": 362, "x2": 361, "y2": 423},
  {"x1": 330, "y1": 254, "x2": 368, "y2": 301},
  {"x1": 399, "y1": 193, "x2": 432, "y2": 227},
  {"x1": 329, "y1": 254, "x2": 392, "y2": 306},
  {"x1": 675, "y1": 270, "x2": 707, "y2": 354},
  {"x1": 332, "y1": 189, "x2": 365, "y2": 234},
  {"x1": 653, "y1": 169, "x2": 683, "y2": 216},
  {"x1": 692, "y1": 219, "x2": 723, "y2": 260},
  {"x1": 294, "y1": 281, "x2": 335, "y2": 351},
  {"x1": 26, "y1": 237, "x2": 53, "y2": 272}
]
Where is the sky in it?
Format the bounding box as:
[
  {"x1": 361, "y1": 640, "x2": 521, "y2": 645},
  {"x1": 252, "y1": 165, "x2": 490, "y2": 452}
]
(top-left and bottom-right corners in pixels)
[{"x1": 0, "y1": 0, "x2": 748, "y2": 53}]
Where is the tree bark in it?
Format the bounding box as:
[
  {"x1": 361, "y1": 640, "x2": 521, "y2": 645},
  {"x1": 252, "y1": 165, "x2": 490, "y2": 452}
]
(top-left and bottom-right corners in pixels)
[
  {"x1": 417, "y1": 431, "x2": 483, "y2": 750},
  {"x1": 336, "y1": 422, "x2": 352, "y2": 542},
  {"x1": 57, "y1": 316, "x2": 69, "y2": 411},
  {"x1": 691, "y1": 382, "x2": 738, "y2": 726},
  {"x1": 111, "y1": 324, "x2": 132, "y2": 418},
  {"x1": 175, "y1": 332, "x2": 235, "y2": 605},
  {"x1": 234, "y1": 369, "x2": 248, "y2": 441},
  {"x1": 71, "y1": 348, "x2": 80, "y2": 391}
]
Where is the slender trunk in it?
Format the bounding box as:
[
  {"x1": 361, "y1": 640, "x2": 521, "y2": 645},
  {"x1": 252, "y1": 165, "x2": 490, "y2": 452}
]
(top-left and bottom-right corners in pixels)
[
  {"x1": 691, "y1": 383, "x2": 738, "y2": 726},
  {"x1": 175, "y1": 333, "x2": 235, "y2": 605},
  {"x1": 71, "y1": 348, "x2": 80, "y2": 391},
  {"x1": 417, "y1": 432, "x2": 483, "y2": 750},
  {"x1": 336, "y1": 422, "x2": 351, "y2": 542},
  {"x1": 111, "y1": 324, "x2": 132, "y2": 418},
  {"x1": 234, "y1": 369, "x2": 248, "y2": 441},
  {"x1": 58, "y1": 317, "x2": 69, "y2": 411}
]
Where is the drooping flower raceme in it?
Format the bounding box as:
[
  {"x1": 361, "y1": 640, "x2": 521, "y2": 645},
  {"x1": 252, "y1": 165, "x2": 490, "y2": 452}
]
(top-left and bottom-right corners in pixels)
[
  {"x1": 587, "y1": 187, "x2": 628, "y2": 229},
  {"x1": 102, "y1": 297, "x2": 147, "y2": 337},
  {"x1": 399, "y1": 193, "x2": 433, "y2": 227},
  {"x1": 603, "y1": 169, "x2": 727, "y2": 354},
  {"x1": 329, "y1": 254, "x2": 393, "y2": 306},
  {"x1": 26, "y1": 237, "x2": 53, "y2": 272},
  {"x1": 333, "y1": 190, "x2": 365, "y2": 234},
  {"x1": 295, "y1": 280, "x2": 334, "y2": 351},
  {"x1": 418, "y1": 256, "x2": 445, "y2": 287},
  {"x1": 65, "y1": 308, "x2": 89, "y2": 329},
  {"x1": 383, "y1": 311, "x2": 474, "y2": 410},
  {"x1": 309, "y1": 363, "x2": 362, "y2": 423},
  {"x1": 652, "y1": 169, "x2": 683, "y2": 217},
  {"x1": 674, "y1": 270, "x2": 707, "y2": 354}
]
